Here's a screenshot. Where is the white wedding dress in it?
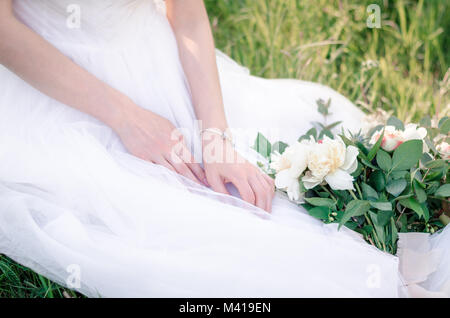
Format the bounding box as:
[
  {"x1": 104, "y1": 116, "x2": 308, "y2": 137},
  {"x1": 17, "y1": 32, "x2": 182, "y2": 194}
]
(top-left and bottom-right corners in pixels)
[{"x1": 0, "y1": 0, "x2": 448, "y2": 298}]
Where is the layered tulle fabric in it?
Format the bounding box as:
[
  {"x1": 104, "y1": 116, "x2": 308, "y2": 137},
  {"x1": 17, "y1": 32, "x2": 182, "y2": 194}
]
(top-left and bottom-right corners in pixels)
[{"x1": 0, "y1": 0, "x2": 447, "y2": 297}]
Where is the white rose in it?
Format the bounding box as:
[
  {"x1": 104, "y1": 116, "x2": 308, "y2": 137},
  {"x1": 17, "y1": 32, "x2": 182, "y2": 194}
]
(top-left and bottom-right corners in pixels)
[
  {"x1": 370, "y1": 126, "x2": 404, "y2": 152},
  {"x1": 302, "y1": 136, "x2": 358, "y2": 190},
  {"x1": 272, "y1": 142, "x2": 310, "y2": 201},
  {"x1": 436, "y1": 141, "x2": 450, "y2": 161}
]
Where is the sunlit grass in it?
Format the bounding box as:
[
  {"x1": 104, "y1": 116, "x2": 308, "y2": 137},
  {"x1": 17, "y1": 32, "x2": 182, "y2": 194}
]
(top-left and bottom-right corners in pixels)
[
  {"x1": 1, "y1": 0, "x2": 449, "y2": 298},
  {"x1": 206, "y1": 0, "x2": 449, "y2": 121}
]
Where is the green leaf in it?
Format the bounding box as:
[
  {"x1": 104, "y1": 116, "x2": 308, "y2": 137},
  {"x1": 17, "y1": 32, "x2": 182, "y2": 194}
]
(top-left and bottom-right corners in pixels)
[
  {"x1": 307, "y1": 206, "x2": 330, "y2": 220},
  {"x1": 386, "y1": 178, "x2": 407, "y2": 197},
  {"x1": 318, "y1": 129, "x2": 334, "y2": 139},
  {"x1": 419, "y1": 116, "x2": 432, "y2": 127},
  {"x1": 424, "y1": 137, "x2": 438, "y2": 154},
  {"x1": 421, "y1": 203, "x2": 430, "y2": 222},
  {"x1": 368, "y1": 211, "x2": 386, "y2": 245},
  {"x1": 435, "y1": 184, "x2": 450, "y2": 197},
  {"x1": 361, "y1": 183, "x2": 379, "y2": 200},
  {"x1": 369, "y1": 170, "x2": 386, "y2": 191},
  {"x1": 324, "y1": 121, "x2": 342, "y2": 131},
  {"x1": 369, "y1": 201, "x2": 392, "y2": 211},
  {"x1": 439, "y1": 116, "x2": 449, "y2": 129},
  {"x1": 391, "y1": 218, "x2": 398, "y2": 252},
  {"x1": 361, "y1": 158, "x2": 378, "y2": 170},
  {"x1": 421, "y1": 152, "x2": 433, "y2": 166},
  {"x1": 254, "y1": 133, "x2": 271, "y2": 159},
  {"x1": 367, "y1": 129, "x2": 384, "y2": 161},
  {"x1": 272, "y1": 141, "x2": 288, "y2": 155},
  {"x1": 363, "y1": 225, "x2": 374, "y2": 234},
  {"x1": 426, "y1": 181, "x2": 440, "y2": 195},
  {"x1": 413, "y1": 180, "x2": 427, "y2": 203},
  {"x1": 390, "y1": 170, "x2": 408, "y2": 180},
  {"x1": 338, "y1": 200, "x2": 371, "y2": 229},
  {"x1": 317, "y1": 98, "x2": 331, "y2": 116},
  {"x1": 298, "y1": 128, "x2": 317, "y2": 142},
  {"x1": 399, "y1": 197, "x2": 424, "y2": 219},
  {"x1": 377, "y1": 210, "x2": 393, "y2": 226},
  {"x1": 387, "y1": 116, "x2": 404, "y2": 130},
  {"x1": 440, "y1": 118, "x2": 450, "y2": 134},
  {"x1": 304, "y1": 197, "x2": 336, "y2": 208},
  {"x1": 376, "y1": 150, "x2": 392, "y2": 171},
  {"x1": 425, "y1": 159, "x2": 447, "y2": 169},
  {"x1": 391, "y1": 140, "x2": 423, "y2": 171}
]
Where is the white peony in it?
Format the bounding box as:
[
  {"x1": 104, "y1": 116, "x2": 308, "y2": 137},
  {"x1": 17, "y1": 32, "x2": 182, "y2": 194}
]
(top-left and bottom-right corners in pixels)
[
  {"x1": 436, "y1": 141, "x2": 450, "y2": 160},
  {"x1": 302, "y1": 136, "x2": 359, "y2": 190},
  {"x1": 370, "y1": 124, "x2": 428, "y2": 152},
  {"x1": 271, "y1": 142, "x2": 310, "y2": 201},
  {"x1": 370, "y1": 125, "x2": 404, "y2": 152}
]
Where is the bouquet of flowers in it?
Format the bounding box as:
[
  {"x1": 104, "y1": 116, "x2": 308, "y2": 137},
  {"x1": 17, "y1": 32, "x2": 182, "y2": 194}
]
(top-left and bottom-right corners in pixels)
[{"x1": 255, "y1": 100, "x2": 449, "y2": 254}]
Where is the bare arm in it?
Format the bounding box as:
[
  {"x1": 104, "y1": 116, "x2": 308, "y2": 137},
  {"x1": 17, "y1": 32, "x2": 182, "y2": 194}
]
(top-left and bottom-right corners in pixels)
[
  {"x1": 0, "y1": 0, "x2": 206, "y2": 185},
  {"x1": 166, "y1": 0, "x2": 227, "y2": 131},
  {"x1": 167, "y1": 0, "x2": 275, "y2": 211},
  {"x1": 0, "y1": 0, "x2": 128, "y2": 128}
]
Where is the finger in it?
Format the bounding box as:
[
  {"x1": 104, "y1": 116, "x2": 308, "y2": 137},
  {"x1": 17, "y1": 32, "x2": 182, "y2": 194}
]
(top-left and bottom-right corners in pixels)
[
  {"x1": 154, "y1": 157, "x2": 177, "y2": 173},
  {"x1": 249, "y1": 175, "x2": 268, "y2": 211},
  {"x1": 207, "y1": 173, "x2": 230, "y2": 195},
  {"x1": 262, "y1": 172, "x2": 275, "y2": 190},
  {"x1": 187, "y1": 162, "x2": 208, "y2": 186},
  {"x1": 257, "y1": 171, "x2": 275, "y2": 198},
  {"x1": 231, "y1": 177, "x2": 256, "y2": 206},
  {"x1": 165, "y1": 154, "x2": 201, "y2": 185},
  {"x1": 174, "y1": 143, "x2": 208, "y2": 186},
  {"x1": 255, "y1": 172, "x2": 274, "y2": 212}
]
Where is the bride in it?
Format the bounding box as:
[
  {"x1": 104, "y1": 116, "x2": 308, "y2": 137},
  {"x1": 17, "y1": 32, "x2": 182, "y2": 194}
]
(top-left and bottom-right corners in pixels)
[{"x1": 0, "y1": 0, "x2": 448, "y2": 297}]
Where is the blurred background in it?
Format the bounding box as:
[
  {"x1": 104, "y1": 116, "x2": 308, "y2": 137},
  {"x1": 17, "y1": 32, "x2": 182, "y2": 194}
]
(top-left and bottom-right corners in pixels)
[{"x1": 205, "y1": 0, "x2": 450, "y2": 121}]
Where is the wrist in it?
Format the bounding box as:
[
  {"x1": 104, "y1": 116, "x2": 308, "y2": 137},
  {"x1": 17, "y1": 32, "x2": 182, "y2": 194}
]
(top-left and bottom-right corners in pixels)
[
  {"x1": 200, "y1": 127, "x2": 234, "y2": 146},
  {"x1": 102, "y1": 90, "x2": 139, "y2": 132}
]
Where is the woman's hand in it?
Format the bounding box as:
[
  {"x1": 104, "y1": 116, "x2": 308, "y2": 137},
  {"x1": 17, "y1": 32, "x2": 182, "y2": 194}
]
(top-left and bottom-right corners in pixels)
[
  {"x1": 112, "y1": 102, "x2": 207, "y2": 186},
  {"x1": 202, "y1": 134, "x2": 275, "y2": 212}
]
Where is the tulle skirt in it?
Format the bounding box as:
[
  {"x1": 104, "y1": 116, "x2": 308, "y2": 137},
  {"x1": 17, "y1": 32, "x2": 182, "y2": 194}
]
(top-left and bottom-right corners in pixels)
[{"x1": 0, "y1": 0, "x2": 447, "y2": 297}]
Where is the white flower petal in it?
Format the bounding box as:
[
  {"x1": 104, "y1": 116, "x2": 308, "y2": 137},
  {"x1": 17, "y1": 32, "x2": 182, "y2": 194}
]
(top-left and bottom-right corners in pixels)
[
  {"x1": 324, "y1": 169, "x2": 355, "y2": 190},
  {"x1": 346, "y1": 159, "x2": 358, "y2": 175},
  {"x1": 274, "y1": 169, "x2": 292, "y2": 189},
  {"x1": 341, "y1": 145, "x2": 359, "y2": 173},
  {"x1": 302, "y1": 172, "x2": 323, "y2": 189},
  {"x1": 287, "y1": 180, "x2": 301, "y2": 201}
]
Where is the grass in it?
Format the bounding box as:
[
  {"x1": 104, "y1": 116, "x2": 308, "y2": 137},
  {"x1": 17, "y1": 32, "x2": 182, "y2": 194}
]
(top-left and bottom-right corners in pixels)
[
  {"x1": 0, "y1": 255, "x2": 82, "y2": 298},
  {"x1": 1, "y1": 0, "x2": 449, "y2": 298},
  {"x1": 206, "y1": 0, "x2": 449, "y2": 121}
]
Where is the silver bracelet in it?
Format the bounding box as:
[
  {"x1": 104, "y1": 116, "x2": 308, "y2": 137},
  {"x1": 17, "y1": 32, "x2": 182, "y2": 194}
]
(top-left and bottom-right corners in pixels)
[{"x1": 199, "y1": 128, "x2": 235, "y2": 146}]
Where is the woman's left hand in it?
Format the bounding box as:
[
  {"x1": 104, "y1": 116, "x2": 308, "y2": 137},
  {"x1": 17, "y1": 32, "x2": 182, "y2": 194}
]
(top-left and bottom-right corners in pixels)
[{"x1": 202, "y1": 134, "x2": 275, "y2": 212}]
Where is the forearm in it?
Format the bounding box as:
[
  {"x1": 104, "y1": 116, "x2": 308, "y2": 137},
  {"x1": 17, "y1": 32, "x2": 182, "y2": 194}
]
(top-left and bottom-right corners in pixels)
[
  {"x1": 0, "y1": 8, "x2": 131, "y2": 130},
  {"x1": 166, "y1": 0, "x2": 228, "y2": 132}
]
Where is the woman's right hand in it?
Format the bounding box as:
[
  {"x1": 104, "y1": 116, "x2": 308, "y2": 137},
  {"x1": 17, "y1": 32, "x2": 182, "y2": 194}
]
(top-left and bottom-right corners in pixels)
[{"x1": 111, "y1": 101, "x2": 207, "y2": 186}]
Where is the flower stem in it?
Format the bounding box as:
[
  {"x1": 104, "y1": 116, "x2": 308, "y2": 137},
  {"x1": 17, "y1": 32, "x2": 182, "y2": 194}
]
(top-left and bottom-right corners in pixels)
[
  {"x1": 321, "y1": 185, "x2": 337, "y2": 202},
  {"x1": 348, "y1": 190, "x2": 358, "y2": 201},
  {"x1": 365, "y1": 213, "x2": 382, "y2": 250},
  {"x1": 355, "y1": 183, "x2": 363, "y2": 200}
]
